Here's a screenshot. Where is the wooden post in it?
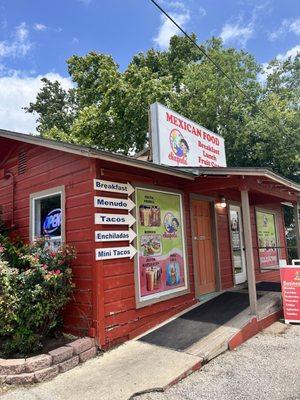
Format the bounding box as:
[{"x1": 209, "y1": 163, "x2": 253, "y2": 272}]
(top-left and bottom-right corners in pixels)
[
  {"x1": 293, "y1": 201, "x2": 300, "y2": 258},
  {"x1": 241, "y1": 189, "x2": 258, "y2": 315}
]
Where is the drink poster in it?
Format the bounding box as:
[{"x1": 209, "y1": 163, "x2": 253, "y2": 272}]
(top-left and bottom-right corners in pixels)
[
  {"x1": 280, "y1": 265, "x2": 300, "y2": 323},
  {"x1": 256, "y1": 210, "x2": 278, "y2": 268},
  {"x1": 230, "y1": 207, "x2": 243, "y2": 274},
  {"x1": 135, "y1": 187, "x2": 188, "y2": 304},
  {"x1": 230, "y1": 209, "x2": 241, "y2": 251}
]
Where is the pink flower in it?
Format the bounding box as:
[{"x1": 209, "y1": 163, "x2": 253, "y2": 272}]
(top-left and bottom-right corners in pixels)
[
  {"x1": 53, "y1": 269, "x2": 61, "y2": 275},
  {"x1": 41, "y1": 264, "x2": 48, "y2": 270},
  {"x1": 0, "y1": 246, "x2": 4, "y2": 253}
]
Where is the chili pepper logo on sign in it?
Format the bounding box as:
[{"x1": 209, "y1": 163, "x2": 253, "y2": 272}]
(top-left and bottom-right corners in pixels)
[{"x1": 169, "y1": 129, "x2": 190, "y2": 165}]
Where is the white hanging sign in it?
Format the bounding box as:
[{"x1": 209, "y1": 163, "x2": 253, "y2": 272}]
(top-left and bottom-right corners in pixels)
[
  {"x1": 94, "y1": 196, "x2": 135, "y2": 211},
  {"x1": 95, "y1": 229, "x2": 136, "y2": 242},
  {"x1": 150, "y1": 102, "x2": 226, "y2": 167},
  {"x1": 94, "y1": 179, "x2": 134, "y2": 195},
  {"x1": 94, "y1": 212, "x2": 136, "y2": 226},
  {"x1": 95, "y1": 245, "x2": 137, "y2": 260}
]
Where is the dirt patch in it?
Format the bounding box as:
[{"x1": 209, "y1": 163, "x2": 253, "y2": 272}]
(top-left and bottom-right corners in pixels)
[
  {"x1": 262, "y1": 321, "x2": 289, "y2": 335},
  {"x1": 0, "y1": 334, "x2": 74, "y2": 359},
  {"x1": 0, "y1": 386, "x2": 10, "y2": 395}
]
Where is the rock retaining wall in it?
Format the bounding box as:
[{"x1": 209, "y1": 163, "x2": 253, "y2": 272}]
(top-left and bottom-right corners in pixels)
[{"x1": 0, "y1": 337, "x2": 97, "y2": 385}]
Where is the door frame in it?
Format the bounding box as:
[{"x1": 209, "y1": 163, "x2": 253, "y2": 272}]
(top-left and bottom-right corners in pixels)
[
  {"x1": 190, "y1": 193, "x2": 221, "y2": 297},
  {"x1": 228, "y1": 201, "x2": 247, "y2": 286}
]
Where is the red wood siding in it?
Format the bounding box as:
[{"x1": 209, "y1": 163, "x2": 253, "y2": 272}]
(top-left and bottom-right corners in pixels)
[
  {"x1": 0, "y1": 137, "x2": 288, "y2": 349},
  {"x1": 95, "y1": 161, "x2": 196, "y2": 348},
  {"x1": 0, "y1": 141, "x2": 95, "y2": 337}
]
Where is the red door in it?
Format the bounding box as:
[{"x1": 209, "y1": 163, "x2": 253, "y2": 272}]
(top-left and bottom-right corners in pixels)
[{"x1": 192, "y1": 199, "x2": 216, "y2": 295}]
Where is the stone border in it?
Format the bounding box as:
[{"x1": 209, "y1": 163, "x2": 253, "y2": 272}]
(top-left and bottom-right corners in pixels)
[{"x1": 0, "y1": 337, "x2": 98, "y2": 385}]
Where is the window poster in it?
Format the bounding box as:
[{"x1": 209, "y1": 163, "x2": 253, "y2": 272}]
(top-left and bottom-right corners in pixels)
[
  {"x1": 256, "y1": 210, "x2": 279, "y2": 268},
  {"x1": 230, "y1": 208, "x2": 242, "y2": 274},
  {"x1": 135, "y1": 187, "x2": 188, "y2": 304},
  {"x1": 230, "y1": 209, "x2": 241, "y2": 251}
]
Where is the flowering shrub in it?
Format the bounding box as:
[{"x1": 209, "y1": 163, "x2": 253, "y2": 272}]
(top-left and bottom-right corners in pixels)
[
  {"x1": 0, "y1": 261, "x2": 19, "y2": 335},
  {"x1": 0, "y1": 235, "x2": 76, "y2": 356}
]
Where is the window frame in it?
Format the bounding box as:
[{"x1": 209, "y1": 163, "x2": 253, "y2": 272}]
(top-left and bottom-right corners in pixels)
[
  {"x1": 29, "y1": 186, "x2": 65, "y2": 244},
  {"x1": 134, "y1": 185, "x2": 190, "y2": 309},
  {"x1": 255, "y1": 207, "x2": 281, "y2": 271}
]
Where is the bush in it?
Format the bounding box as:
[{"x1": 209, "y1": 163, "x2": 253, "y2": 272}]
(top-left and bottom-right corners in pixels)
[
  {"x1": 0, "y1": 236, "x2": 76, "y2": 356},
  {"x1": 0, "y1": 261, "x2": 20, "y2": 335}
]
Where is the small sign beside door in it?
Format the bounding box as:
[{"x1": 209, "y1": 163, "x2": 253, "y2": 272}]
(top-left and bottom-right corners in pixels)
[
  {"x1": 95, "y1": 245, "x2": 137, "y2": 260},
  {"x1": 94, "y1": 212, "x2": 136, "y2": 226},
  {"x1": 94, "y1": 179, "x2": 134, "y2": 195},
  {"x1": 93, "y1": 178, "x2": 137, "y2": 261},
  {"x1": 94, "y1": 196, "x2": 135, "y2": 211},
  {"x1": 95, "y1": 229, "x2": 136, "y2": 242}
]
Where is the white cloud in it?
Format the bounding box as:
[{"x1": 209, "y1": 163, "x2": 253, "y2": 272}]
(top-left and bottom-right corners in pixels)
[
  {"x1": 258, "y1": 45, "x2": 299, "y2": 84},
  {"x1": 153, "y1": 1, "x2": 191, "y2": 49},
  {"x1": 277, "y1": 45, "x2": 300, "y2": 61},
  {"x1": 290, "y1": 18, "x2": 300, "y2": 35},
  {"x1": 0, "y1": 22, "x2": 32, "y2": 58},
  {"x1": 220, "y1": 3, "x2": 270, "y2": 47},
  {"x1": 0, "y1": 73, "x2": 73, "y2": 134},
  {"x1": 269, "y1": 17, "x2": 300, "y2": 41},
  {"x1": 198, "y1": 7, "x2": 206, "y2": 17},
  {"x1": 34, "y1": 23, "x2": 47, "y2": 31},
  {"x1": 154, "y1": 12, "x2": 190, "y2": 49},
  {"x1": 167, "y1": 1, "x2": 186, "y2": 10},
  {"x1": 77, "y1": 0, "x2": 92, "y2": 5},
  {"x1": 220, "y1": 22, "x2": 254, "y2": 46}
]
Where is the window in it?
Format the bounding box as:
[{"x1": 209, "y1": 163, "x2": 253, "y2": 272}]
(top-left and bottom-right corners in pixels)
[
  {"x1": 30, "y1": 187, "x2": 65, "y2": 249},
  {"x1": 256, "y1": 209, "x2": 280, "y2": 269}
]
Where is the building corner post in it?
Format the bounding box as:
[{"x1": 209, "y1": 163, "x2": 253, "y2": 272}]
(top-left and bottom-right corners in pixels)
[{"x1": 241, "y1": 189, "x2": 258, "y2": 315}]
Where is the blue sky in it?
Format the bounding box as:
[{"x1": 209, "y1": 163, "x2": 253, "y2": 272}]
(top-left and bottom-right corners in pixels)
[{"x1": 0, "y1": 0, "x2": 299, "y2": 133}]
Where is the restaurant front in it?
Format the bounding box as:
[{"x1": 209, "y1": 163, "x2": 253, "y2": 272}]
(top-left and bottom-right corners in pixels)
[{"x1": 0, "y1": 125, "x2": 299, "y2": 348}]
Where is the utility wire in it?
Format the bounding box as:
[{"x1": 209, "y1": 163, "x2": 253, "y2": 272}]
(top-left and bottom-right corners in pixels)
[{"x1": 149, "y1": 0, "x2": 286, "y2": 132}]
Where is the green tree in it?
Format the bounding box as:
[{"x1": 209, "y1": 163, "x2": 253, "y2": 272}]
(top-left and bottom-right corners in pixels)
[
  {"x1": 25, "y1": 78, "x2": 76, "y2": 135},
  {"x1": 25, "y1": 35, "x2": 299, "y2": 179},
  {"x1": 250, "y1": 54, "x2": 300, "y2": 179},
  {"x1": 174, "y1": 38, "x2": 262, "y2": 167}
]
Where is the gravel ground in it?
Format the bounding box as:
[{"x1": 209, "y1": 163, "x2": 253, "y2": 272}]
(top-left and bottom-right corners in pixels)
[{"x1": 135, "y1": 323, "x2": 300, "y2": 400}]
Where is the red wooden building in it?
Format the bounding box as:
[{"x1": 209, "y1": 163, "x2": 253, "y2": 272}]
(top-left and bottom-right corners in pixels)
[{"x1": 0, "y1": 129, "x2": 299, "y2": 348}]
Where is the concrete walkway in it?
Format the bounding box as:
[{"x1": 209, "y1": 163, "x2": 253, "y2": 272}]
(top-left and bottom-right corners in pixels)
[
  {"x1": 0, "y1": 342, "x2": 201, "y2": 400},
  {"x1": 135, "y1": 323, "x2": 299, "y2": 400},
  {"x1": 0, "y1": 289, "x2": 282, "y2": 400}
]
